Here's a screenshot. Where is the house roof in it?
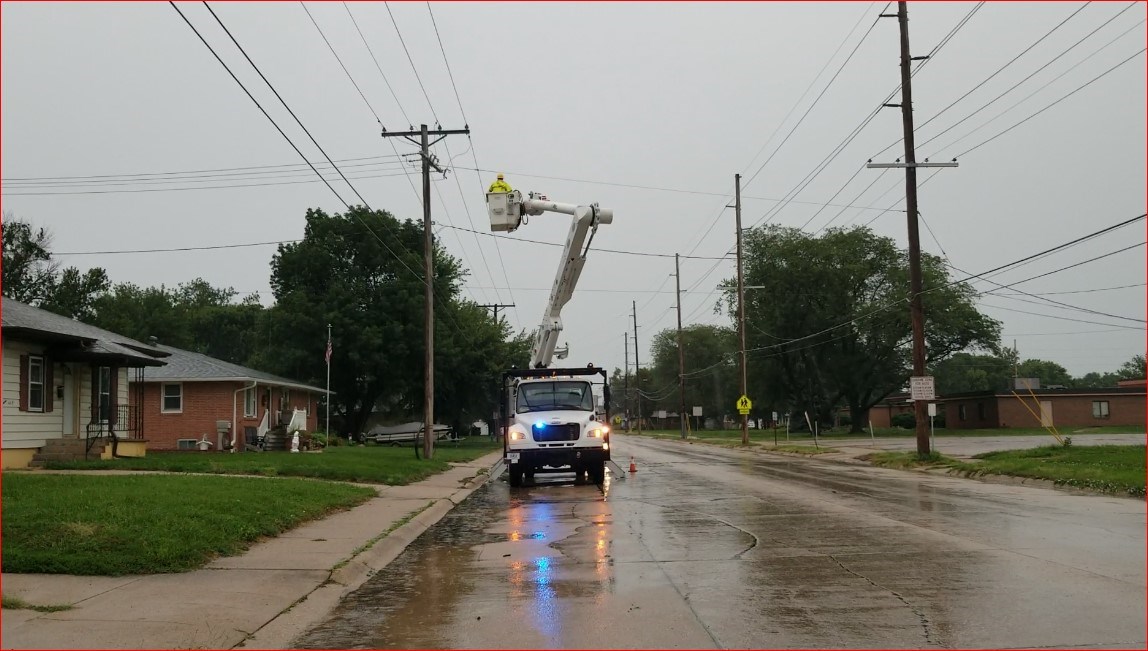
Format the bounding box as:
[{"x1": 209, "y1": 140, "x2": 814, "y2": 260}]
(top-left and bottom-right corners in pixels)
[
  {"x1": 1, "y1": 297, "x2": 168, "y2": 366},
  {"x1": 938, "y1": 386, "x2": 1146, "y2": 400},
  {"x1": 141, "y1": 344, "x2": 329, "y2": 394}
]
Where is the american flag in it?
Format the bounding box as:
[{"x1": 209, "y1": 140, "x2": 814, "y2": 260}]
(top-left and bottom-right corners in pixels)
[{"x1": 325, "y1": 336, "x2": 332, "y2": 365}]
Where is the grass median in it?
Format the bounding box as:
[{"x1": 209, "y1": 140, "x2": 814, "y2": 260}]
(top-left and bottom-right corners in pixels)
[
  {"x1": 1, "y1": 474, "x2": 375, "y2": 575},
  {"x1": 41, "y1": 437, "x2": 502, "y2": 485},
  {"x1": 627, "y1": 429, "x2": 837, "y2": 453},
  {"x1": 866, "y1": 444, "x2": 1146, "y2": 497}
]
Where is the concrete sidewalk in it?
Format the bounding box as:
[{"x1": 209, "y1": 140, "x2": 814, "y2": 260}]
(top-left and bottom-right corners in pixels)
[{"x1": 0, "y1": 451, "x2": 505, "y2": 650}]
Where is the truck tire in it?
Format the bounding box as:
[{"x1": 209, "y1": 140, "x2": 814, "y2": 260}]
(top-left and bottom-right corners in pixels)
[
  {"x1": 589, "y1": 460, "x2": 606, "y2": 484},
  {"x1": 509, "y1": 465, "x2": 523, "y2": 487}
]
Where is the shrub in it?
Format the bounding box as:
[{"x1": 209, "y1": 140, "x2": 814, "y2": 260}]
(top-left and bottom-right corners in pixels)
[{"x1": 890, "y1": 413, "x2": 916, "y2": 429}]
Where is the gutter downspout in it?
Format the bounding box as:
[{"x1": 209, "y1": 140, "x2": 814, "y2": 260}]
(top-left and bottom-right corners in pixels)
[{"x1": 232, "y1": 381, "x2": 257, "y2": 453}]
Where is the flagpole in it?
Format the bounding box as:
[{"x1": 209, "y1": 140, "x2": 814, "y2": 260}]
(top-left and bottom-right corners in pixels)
[{"x1": 326, "y1": 323, "x2": 331, "y2": 446}]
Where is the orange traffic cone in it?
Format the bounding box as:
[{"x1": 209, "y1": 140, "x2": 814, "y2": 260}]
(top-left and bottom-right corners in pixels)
[{"x1": 629, "y1": 456, "x2": 637, "y2": 473}]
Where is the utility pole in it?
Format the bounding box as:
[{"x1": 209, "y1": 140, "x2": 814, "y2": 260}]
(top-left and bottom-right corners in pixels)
[
  {"x1": 478, "y1": 303, "x2": 515, "y2": 325},
  {"x1": 624, "y1": 332, "x2": 631, "y2": 432},
  {"x1": 675, "y1": 253, "x2": 687, "y2": 440},
  {"x1": 734, "y1": 173, "x2": 749, "y2": 446},
  {"x1": 632, "y1": 300, "x2": 642, "y2": 435},
  {"x1": 381, "y1": 123, "x2": 469, "y2": 459},
  {"x1": 867, "y1": 2, "x2": 957, "y2": 458}
]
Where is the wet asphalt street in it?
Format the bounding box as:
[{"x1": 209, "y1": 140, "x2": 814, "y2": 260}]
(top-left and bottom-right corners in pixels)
[{"x1": 295, "y1": 433, "x2": 1146, "y2": 649}]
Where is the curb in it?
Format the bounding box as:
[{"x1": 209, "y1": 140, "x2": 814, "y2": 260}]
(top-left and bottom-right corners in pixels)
[{"x1": 235, "y1": 451, "x2": 504, "y2": 650}]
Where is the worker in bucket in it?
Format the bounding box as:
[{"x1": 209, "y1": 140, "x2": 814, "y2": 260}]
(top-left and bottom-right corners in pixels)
[{"x1": 488, "y1": 173, "x2": 512, "y2": 193}]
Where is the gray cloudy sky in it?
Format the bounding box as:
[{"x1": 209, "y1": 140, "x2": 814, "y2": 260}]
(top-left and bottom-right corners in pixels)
[{"x1": 3, "y1": 1, "x2": 1145, "y2": 381}]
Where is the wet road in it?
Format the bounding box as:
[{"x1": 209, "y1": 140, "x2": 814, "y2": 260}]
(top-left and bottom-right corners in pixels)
[{"x1": 295, "y1": 434, "x2": 1146, "y2": 649}]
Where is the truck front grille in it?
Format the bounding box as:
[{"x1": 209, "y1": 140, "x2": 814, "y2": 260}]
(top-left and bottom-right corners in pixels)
[{"x1": 532, "y1": 423, "x2": 579, "y2": 442}]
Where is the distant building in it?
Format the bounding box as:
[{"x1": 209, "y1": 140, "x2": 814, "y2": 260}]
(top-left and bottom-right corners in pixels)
[{"x1": 937, "y1": 386, "x2": 1145, "y2": 429}]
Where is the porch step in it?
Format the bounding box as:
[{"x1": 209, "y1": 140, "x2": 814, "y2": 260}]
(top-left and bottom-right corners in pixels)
[{"x1": 30, "y1": 438, "x2": 107, "y2": 467}]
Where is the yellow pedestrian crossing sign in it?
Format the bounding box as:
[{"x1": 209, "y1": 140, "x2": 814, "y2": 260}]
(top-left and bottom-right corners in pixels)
[{"x1": 736, "y1": 395, "x2": 752, "y2": 415}]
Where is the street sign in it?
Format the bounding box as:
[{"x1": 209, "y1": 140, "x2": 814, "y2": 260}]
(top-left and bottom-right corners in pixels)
[
  {"x1": 692, "y1": 406, "x2": 703, "y2": 417},
  {"x1": 927, "y1": 403, "x2": 937, "y2": 417},
  {"x1": 909, "y1": 376, "x2": 935, "y2": 401},
  {"x1": 772, "y1": 411, "x2": 778, "y2": 422},
  {"x1": 736, "y1": 395, "x2": 752, "y2": 415}
]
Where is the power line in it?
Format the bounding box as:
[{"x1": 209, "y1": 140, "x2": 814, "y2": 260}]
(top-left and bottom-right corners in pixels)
[
  {"x1": 915, "y1": 3, "x2": 1140, "y2": 155},
  {"x1": 299, "y1": 1, "x2": 383, "y2": 125},
  {"x1": 57, "y1": 239, "x2": 300, "y2": 256},
  {"x1": 870, "y1": 1, "x2": 1097, "y2": 160},
  {"x1": 2, "y1": 154, "x2": 404, "y2": 183},
  {"x1": 955, "y1": 46, "x2": 1146, "y2": 158},
  {"x1": 166, "y1": 2, "x2": 352, "y2": 207},
  {"x1": 384, "y1": 1, "x2": 439, "y2": 122},
  {"x1": 437, "y1": 223, "x2": 730, "y2": 260},
  {"x1": 343, "y1": 1, "x2": 411, "y2": 126},
  {"x1": 0, "y1": 169, "x2": 425, "y2": 196}
]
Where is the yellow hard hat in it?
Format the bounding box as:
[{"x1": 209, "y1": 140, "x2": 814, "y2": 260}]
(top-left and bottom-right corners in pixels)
[{"x1": 497, "y1": 173, "x2": 504, "y2": 180}]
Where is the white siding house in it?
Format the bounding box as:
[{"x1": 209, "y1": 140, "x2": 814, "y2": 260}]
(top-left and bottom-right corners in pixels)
[{"x1": 1, "y1": 298, "x2": 167, "y2": 468}]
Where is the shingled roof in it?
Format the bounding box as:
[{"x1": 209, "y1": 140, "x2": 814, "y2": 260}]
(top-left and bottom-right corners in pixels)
[
  {"x1": 142, "y1": 344, "x2": 329, "y2": 394},
  {"x1": 1, "y1": 297, "x2": 168, "y2": 366}
]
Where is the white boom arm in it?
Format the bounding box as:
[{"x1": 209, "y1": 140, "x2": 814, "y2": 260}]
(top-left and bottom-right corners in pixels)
[{"x1": 487, "y1": 190, "x2": 614, "y2": 368}]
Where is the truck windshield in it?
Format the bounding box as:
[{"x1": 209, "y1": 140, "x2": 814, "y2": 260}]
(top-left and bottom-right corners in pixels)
[{"x1": 516, "y1": 381, "x2": 593, "y2": 413}]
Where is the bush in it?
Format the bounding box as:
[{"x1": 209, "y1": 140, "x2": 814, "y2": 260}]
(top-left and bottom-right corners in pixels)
[
  {"x1": 890, "y1": 413, "x2": 916, "y2": 429},
  {"x1": 838, "y1": 414, "x2": 852, "y2": 427}
]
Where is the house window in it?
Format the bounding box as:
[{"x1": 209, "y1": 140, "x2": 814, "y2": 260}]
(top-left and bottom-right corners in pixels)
[
  {"x1": 958, "y1": 405, "x2": 966, "y2": 421},
  {"x1": 1092, "y1": 400, "x2": 1110, "y2": 419},
  {"x1": 27, "y1": 355, "x2": 45, "y2": 412},
  {"x1": 244, "y1": 387, "x2": 257, "y2": 417},
  {"x1": 97, "y1": 366, "x2": 112, "y2": 423},
  {"x1": 177, "y1": 439, "x2": 198, "y2": 450},
  {"x1": 977, "y1": 402, "x2": 986, "y2": 420},
  {"x1": 162, "y1": 383, "x2": 182, "y2": 413}
]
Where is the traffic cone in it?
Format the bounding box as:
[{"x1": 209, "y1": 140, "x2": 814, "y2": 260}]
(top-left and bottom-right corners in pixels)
[{"x1": 629, "y1": 456, "x2": 637, "y2": 473}]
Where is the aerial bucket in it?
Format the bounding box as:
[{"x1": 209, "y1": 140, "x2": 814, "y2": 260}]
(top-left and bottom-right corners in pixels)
[{"x1": 487, "y1": 190, "x2": 523, "y2": 233}]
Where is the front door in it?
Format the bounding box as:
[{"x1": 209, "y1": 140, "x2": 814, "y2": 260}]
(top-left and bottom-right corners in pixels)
[
  {"x1": 1040, "y1": 401, "x2": 1054, "y2": 428},
  {"x1": 62, "y1": 367, "x2": 76, "y2": 436}
]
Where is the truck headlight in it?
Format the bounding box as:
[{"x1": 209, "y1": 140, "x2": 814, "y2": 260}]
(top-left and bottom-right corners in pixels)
[
  {"x1": 587, "y1": 427, "x2": 608, "y2": 438},
  {"x1": 509, "y1": 430, "x2": 526, "y2": 441}
]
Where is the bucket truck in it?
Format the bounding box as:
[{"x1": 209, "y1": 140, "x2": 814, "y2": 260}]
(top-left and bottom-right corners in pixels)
[{"x1": 487, "y1": 189, "x2": 613, "y2": 487}]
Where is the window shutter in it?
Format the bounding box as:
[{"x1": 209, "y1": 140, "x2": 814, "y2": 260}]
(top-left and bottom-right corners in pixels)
[
  {"x1": 19, "y1": 355, "x2": 29, "y2": 412},
  {"x1": 91, "y1": 367, "x2": 100, "y2": 421},
  {"x1": 109, "y1": 367, "x2": 119, "y2": 426},
  {"x1": 43, "y1": 359, "x2": 55, "y2": 413}
]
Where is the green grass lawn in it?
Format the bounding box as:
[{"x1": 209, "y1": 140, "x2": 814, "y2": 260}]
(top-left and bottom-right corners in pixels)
[
  {"x1": 866, "y1": 445, "x2": 1146, "y2": 497},
  {"x1": 41, "y1": 437, "x2": 502, "y2": 485},
  {"x1": 809, "y1": 424, "x2": 1143, "y2": 438},
  {"x1": 1, "y1": 474, "x2": 375, "y2": 575}
]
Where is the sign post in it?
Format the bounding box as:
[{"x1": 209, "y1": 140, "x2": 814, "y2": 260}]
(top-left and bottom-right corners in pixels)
[{"x1": 927, "y1": 402, "x2": 937, "y2": 452}]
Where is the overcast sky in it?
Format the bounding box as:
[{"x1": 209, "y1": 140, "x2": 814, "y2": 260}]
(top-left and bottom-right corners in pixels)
[{"x1": 3, "y1": 1, "x2": 1145, "y2": 384}]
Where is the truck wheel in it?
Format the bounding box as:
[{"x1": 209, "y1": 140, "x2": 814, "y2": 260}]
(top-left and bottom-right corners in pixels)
[
  {"x1": 589, "y1": 460, "x2": 606, "y2": 484},
  {"x1": 509, "y1": 465, "x2": 523, "y2": 487}
]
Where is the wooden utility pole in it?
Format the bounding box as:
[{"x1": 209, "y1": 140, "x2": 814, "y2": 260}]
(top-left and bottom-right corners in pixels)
[
  {"x1": 735, "y1": 173, "x2": 749, "y2": 446},
  {"x1": 381, "y1": 123, "x2": 469, "y2": 459},
  {"x1": 896, "y1": 1, "x2": 929, "y2": 458},
  {"x1": 868, "y1": 2, "x2": 957, "y2": 458},
  {"x1": 675, "y1": 253, "x2": 687, "y2": 440},
  {"x1": 632, "y1": 300, "x2": 642, "y2": 435},
  {"x1": 624, "y1": 332, "x2": 631, "y2": 432}
]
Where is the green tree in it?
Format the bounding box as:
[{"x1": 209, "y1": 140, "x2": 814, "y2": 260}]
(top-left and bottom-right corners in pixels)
[
  {"x1": 931, "y1": 352, "x2": 1014, "y2": 394},
  {"x1": 1117, "y1": 354, "x2": 1146, "y2": 380},
  {"x1": 1073, "y1": 370, "x2": 1120, "y2": 388},
  {"x1": 1016, "y1": 359, "x2": 1072, "y2": 387},
  {"x1": 266, "y1": 206, "x2": 521, "y2": 445},
  {"x1": 2, "y1": 215, "x2": 111, "y2": 318},
  {"x1": 1, "y1": 215, "x2": 59, "y2": 304},
  {"x1": 724, "y1": 225, "x2": 1000, "y2": 432},
  {"x1": 647, "y1": 324, "x2": 738, "y2": 427}
]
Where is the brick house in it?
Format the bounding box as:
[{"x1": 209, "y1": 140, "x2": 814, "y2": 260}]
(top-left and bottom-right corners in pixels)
[
  {"x1": 937, "y1": 387, "x2": 1146, "y2": 430},
  {"x1": 1, "y1": 297, "x2": 169, "y2": 468},
  {"x1": 131, "y1": 344, "x2": 328, "y2": 451}
]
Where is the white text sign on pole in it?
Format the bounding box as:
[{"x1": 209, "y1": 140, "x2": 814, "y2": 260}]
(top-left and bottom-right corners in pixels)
[{"x1": 909, "y1": 376, "x2": 935, "y2": 401}]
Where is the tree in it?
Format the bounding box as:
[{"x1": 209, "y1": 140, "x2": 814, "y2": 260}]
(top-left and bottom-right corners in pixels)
[
  {"x1": 647, "y1": 324, "x2": 738, "y2": 427},
  {"x1": 1073, "y1": 371, "x2": 1120, "y2": 388},
  {"x1": 266, "y1": 206, "x2": 521, "y2": 442},
  {"x1": 1, "y1": 215, "x2": 59, "y2": 304},
  {"x1": 724, "y1": 225, "x2": 1000, "y2": 432},
  {"x1": 1016, "y1": 359, "x2": 1072, "y2": 387},
  {"x1": 931, "y1": 353, "x2": 1014, "y2": 394},
  {"x1": 40, "y1": 266, "x2": 111, "y2": 322},
  {"x1": 1117, "y1": 354, "x2": 1146, "y2": 380}
]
